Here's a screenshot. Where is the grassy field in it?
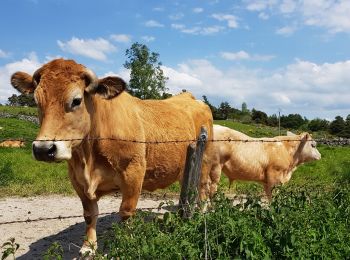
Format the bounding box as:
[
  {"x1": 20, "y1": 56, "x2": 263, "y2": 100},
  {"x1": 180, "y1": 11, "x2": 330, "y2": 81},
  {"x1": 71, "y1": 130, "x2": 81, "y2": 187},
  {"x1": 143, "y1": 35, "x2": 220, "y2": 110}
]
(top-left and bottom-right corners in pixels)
[
  {"x1": 0, "y1": 114, "x2": 349, "y2": 198},
  {"x1": 0, "y1": 105, "x2": 37, "y2": 116},
  {"x1": 1, "y1": 108, "x2": 350, "y2": 258},
  {"x1": 0, "y1": 117, "x2": 72, "y2": 196}
]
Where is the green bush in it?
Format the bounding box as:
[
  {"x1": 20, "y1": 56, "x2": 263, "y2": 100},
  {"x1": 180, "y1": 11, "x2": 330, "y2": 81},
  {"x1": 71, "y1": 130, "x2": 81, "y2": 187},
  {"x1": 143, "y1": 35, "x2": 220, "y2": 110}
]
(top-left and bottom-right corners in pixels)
[{"x1": 96, "y1": 186, "x2": 350, "y2": 259}]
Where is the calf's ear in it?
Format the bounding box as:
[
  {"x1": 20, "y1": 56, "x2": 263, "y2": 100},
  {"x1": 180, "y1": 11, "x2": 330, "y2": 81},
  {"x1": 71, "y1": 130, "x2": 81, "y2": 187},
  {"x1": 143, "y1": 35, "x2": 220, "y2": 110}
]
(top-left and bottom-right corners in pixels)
[
  {"x1": 86, "y1": 76, "x2": 126, "y2": 99},
  {"x1": 11, "y1": 72, "x2": 36, "y2": 94}
]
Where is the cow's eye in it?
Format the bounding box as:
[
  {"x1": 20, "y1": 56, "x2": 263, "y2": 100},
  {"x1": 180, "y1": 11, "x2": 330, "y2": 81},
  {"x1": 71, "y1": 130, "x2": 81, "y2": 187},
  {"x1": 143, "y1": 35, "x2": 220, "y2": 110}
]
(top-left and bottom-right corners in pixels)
[
  {"x1": 71, "y1": 97, "x2": 82, "y2": 109},
  {"x1": 311, "y1": 143, "x2": 316, "y2": 148}
]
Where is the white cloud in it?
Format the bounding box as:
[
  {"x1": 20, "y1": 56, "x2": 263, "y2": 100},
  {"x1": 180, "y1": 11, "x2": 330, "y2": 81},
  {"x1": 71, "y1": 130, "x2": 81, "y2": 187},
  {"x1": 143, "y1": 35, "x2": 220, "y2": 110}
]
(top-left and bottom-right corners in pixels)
[
  {"x1": 212, "y1": 13, "x2": 239, "y2": 28},
  {"x1": 221, "y1": 51, "x2": 274, "y2": 61},
  {"x1": 193, "y1": 7, "x2": 204, "y2": 13},
  {"x1": 102, "y1": 68, "x2": 130, "y2": 82},
  {"x1": 0, "y1": 49, "x2": 10, "y2": 58},
  {"x1": 57, "y1": 37, "x2": 117, "y2": 61},
  {"x1": 161, "y1": 66, "x2": 202, "y2": 94},
  {"x1": 276, "y1": 25, "x2": 297, "y2": 36},
  {"x1": 0, "y1": 52, "x2": 41, "y2": 104},
  {"x1": 153, "y1": 7, "x2": 164, "y2": 12},
  {"x1": 246, "y1": 0, "x2": 350, "y2": 34},
  {"x1": 245, "y1": 0, "x2": 277, "y2": 11},
  {"x1": 144, "y1": 20, "x2": 164, "y2": 28},
  {"x1": 169, "y1": 13, "x2": 184, "y2": 20},
  {"x1": 172, "y1": 24, "x2": 224, "y2": 35},
  {"x1": 221, "y1": 51, "x2": 250, "y2": 61},
  {"x1": 141, "y1": 36, "x2": 155, "y2": 42},
  {"x1": 301, "y1": 0, "x2": 350, "y2": 33},
  {"x1": 110, "y1": 34, "x2": 131, "y2": 43},
  {"x1": 171, "y1": 24, "x2": 185, "y2": 30},
  {"x1": 258, "y1": 12, "x2": 269, "y2": 20},
  {"x1": 280, "y1": 0, "x2": 296, "y2": 13},
  {"x1": 160, "y1": 58, "x2": 350, "y2": 119}
]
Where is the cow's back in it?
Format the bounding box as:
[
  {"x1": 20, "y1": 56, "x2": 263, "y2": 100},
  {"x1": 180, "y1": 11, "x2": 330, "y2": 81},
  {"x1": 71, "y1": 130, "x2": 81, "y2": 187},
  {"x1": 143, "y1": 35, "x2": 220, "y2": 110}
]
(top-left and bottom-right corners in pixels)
[{"x1": 138, "y1": 93, "x2": 214, "y2": 191}]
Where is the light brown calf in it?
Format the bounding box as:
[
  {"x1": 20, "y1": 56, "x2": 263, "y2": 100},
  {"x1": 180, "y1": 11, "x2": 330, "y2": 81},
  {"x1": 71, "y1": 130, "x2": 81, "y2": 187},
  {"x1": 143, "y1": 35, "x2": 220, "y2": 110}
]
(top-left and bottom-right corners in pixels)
[
  {"x1": 210, "y1": 125, "x2": 321, "y2": 199},
  {"x1": 0, "y1": 140, "x2": 25, "y2": 148}
]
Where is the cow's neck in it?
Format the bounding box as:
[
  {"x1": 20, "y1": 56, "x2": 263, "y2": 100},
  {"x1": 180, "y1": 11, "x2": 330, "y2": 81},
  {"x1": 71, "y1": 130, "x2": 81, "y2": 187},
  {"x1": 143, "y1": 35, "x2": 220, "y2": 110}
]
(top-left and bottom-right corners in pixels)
[
  {"x1": 286, "y1": 139, "x2": 306, "y2": 170},
  {"x1": 88, "y1": 91, "x2": 136, "y2": 139}
]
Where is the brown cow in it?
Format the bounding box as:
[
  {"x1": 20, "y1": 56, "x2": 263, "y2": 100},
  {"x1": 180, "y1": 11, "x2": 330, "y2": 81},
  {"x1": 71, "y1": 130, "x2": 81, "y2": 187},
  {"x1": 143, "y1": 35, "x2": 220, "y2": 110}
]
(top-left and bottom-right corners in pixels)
[
  {"x1": 11, "y1": 59, "x2": 214, "y2": 255},
  {"x1": 210, "y1": 125, "x2": 321, "y2": 199},
  {"x1": 0, "y1": 140, "x2": 25, "y2": 148}
]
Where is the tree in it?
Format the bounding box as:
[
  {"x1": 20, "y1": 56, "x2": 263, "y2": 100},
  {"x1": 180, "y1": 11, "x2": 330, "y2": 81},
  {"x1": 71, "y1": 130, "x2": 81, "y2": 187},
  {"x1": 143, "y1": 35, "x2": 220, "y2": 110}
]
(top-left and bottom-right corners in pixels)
[
  {"x1": 217, "y1": 102, "x2": 232, "y2": 120},
  {"x1": 124, "y1": 42, "x2": 169, "y2": 99},
  {"x1": 241, "y1": 102, "x2": 248, "y2": 113},
  {"x1": 280, "y1": 114, "x2": 306, "y2": 129},
  {"x1": 7, "y1": 94, "x2": 36, "y2": 107},
  {"x1": 251, "y1": 108, "x2": 268, "y2": 124},
  {"x1": 267, "y1": 114, "x2": 278, "y2": 127},
  {"x1": 329, "y1": 116, "x2": 345, "y2": 135},
  {"x1": 202, "y1": 95, "x2": 218, "y2": 119},
  {"x1": 308, "y1": 118, "x2": 329, "y2": 132}
]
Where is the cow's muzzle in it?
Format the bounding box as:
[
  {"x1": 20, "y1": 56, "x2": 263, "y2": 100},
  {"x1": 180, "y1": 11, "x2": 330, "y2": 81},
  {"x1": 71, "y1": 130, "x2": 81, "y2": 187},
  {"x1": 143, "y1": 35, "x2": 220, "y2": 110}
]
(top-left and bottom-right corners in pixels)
[{"x1": 32, "y1": 141, "x2": 57, "y2": 162}]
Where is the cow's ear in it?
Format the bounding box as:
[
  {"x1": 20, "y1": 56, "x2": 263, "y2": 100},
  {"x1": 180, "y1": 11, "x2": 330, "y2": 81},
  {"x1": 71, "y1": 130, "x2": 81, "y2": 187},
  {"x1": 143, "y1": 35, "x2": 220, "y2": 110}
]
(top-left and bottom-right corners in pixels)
[
  {"x1": 300, "y1": 132, "x2": 310, "y2": 142},
  {"x1": 89, "y1": 76, "x2": 126, "y2": 99},
  {"x1": 11, "y1": 72, "x2": 36, "y2": 94}
]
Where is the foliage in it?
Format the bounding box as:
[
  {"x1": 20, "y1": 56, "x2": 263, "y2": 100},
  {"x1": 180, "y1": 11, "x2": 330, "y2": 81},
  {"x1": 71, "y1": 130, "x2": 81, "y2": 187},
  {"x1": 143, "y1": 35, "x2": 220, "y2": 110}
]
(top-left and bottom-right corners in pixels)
[
  {"x1": 251, "y1": 108, "x2": 268, "y2": 124},
  {"x1": 280, "y1": 113, "x2": 308, "y2": 129},
  {"x1": 308, "y1": 118, "x2": 329, "y2": 132},
  {"x1": 1, "y1": 238, "x2": 19, "y2": 260},
  {"x1": 96, "y1": 186, "x2": 350, "y2": 259},
  {"x1": 124, "y1": 42, "x2": 169, "y2": 99},
  {"x1": 328, "y1": 115, "x2": 350, "y2": 138},
  {"x1": 42, "y1": 242, "x2": 63, "y2": 260},
  {"x1": 7, "y1": 94, "x2": 36, "y2": 107}
]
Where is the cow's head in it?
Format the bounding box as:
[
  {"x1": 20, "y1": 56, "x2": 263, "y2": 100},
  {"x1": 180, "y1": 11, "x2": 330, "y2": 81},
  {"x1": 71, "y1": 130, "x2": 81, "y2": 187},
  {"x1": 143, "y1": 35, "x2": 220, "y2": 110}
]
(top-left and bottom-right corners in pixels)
[
  {"x1": 11, "y1": 59, "x2": 126, "y2": 162},
  {"x1": 292, "y1": 132, "x2": 321, "y2": 163}
]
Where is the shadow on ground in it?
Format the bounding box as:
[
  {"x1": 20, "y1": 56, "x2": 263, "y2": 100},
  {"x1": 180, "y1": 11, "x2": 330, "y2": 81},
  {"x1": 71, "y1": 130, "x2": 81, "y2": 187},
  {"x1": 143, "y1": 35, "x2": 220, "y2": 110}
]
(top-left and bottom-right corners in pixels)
[{"x1": 18, "y1": 213, "x2": 122, "y2": 260}]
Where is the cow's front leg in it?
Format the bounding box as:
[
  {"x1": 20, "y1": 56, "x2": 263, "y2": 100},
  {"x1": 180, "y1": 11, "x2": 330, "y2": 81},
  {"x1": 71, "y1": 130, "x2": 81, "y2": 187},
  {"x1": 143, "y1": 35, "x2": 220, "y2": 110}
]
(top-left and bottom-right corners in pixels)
[
  {"x1": 80, "y1": 198, "x2": 99, "y2": 256},
  {"x1": 119, "y1": 158, "x2": 146, "y2": 220}
]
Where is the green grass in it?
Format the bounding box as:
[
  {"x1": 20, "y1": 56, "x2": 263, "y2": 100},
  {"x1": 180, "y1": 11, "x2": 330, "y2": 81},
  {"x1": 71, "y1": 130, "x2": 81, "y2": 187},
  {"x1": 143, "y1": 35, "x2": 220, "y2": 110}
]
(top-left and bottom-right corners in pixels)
[
  {"x1": 0, "y1": 118, "x2": 73, "y2": 197},
  {"x1": 0, "y1": 113, "x2": 349, "y2": 198},
  {"x1": 66, "y1": 186, "x2": 350, "y2": 259},
  {"x1": 0, "y1": 118, "x2": 38, "y2": 141},
  {"x1": 0, "y1": 105, "x2": 37, "y2": 116},
  {"x1": 214, "y1": 120, "x2": 281, "y2": 137}
]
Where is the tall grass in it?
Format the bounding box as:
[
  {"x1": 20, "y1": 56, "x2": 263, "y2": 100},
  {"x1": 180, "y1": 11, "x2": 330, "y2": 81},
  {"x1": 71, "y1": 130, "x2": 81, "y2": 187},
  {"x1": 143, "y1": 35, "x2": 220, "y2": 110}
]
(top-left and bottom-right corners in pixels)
[{"x1": 87, "y1": 185, "x2": 350, "y2": 259}]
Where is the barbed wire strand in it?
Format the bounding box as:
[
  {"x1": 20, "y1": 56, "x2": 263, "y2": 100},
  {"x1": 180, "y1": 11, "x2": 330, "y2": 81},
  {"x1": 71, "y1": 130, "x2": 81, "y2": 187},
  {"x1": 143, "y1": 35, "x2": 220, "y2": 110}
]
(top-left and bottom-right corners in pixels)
[
  {"x1": 0, "y1": 206, "x2": 166, "y2": 226},
  {"x1": 1, "y1": 137, "x2": 350, "y2": 144}
]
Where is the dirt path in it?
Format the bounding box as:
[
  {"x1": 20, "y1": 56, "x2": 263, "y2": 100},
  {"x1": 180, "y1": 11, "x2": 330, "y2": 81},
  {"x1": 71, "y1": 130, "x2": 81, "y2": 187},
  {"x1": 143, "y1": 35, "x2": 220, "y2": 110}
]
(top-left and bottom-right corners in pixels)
[{"x1": 0, "y1": 195, "x2": 176, "y2": 259}]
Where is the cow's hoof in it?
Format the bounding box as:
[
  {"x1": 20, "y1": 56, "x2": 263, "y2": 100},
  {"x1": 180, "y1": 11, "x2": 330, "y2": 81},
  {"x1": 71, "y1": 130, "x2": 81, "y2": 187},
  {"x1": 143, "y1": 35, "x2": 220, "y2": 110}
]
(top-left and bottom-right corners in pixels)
[{"x1": 79, "y1": 244, "x2": 96, "y2": 259}]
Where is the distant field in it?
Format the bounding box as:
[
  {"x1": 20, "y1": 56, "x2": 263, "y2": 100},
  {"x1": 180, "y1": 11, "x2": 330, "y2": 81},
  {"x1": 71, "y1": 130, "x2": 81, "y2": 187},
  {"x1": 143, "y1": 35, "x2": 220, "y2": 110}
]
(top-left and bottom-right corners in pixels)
[
  {"x1": 0, "y1": 109, "x2": 349, "y2": 197},
  {"x1": 0, "y1": 105, "x2": 37, "y2": 116}
]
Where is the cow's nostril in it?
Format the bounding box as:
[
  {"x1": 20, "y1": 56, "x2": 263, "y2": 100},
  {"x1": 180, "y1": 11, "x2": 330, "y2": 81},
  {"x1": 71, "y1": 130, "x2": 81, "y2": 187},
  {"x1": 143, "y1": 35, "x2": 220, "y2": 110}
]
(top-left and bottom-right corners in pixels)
[{"x1": 48, "y1": 144, "x2": 57, "y2": 158}]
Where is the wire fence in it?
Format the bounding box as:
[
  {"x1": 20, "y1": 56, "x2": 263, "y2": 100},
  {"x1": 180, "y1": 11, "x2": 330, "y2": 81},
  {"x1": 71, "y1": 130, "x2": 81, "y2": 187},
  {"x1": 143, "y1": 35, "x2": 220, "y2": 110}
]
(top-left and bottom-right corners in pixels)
[
  {"x1": 1, "y1": 136, "x2": 350, "y2": 146},
  {"x1": 0, "y1": 206, "x2": 167, "y2": 226},
  {"x1": 0, "y1": 134, "x2": 349, "y2": 226}
]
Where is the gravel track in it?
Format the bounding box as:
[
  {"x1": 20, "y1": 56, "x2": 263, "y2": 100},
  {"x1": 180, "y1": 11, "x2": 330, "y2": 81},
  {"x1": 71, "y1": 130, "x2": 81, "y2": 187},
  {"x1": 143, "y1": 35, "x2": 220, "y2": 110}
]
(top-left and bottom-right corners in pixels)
[{"x1": 0, "y1": 195, "x2": 175, "y2": 259}]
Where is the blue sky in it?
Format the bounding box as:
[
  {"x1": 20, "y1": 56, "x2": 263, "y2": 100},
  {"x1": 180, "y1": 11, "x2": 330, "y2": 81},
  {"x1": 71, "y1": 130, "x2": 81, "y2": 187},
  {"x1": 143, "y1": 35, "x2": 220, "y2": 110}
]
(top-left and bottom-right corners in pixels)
[{"x1": 1, "y1": 0, "x2": 350, "y2": 119}]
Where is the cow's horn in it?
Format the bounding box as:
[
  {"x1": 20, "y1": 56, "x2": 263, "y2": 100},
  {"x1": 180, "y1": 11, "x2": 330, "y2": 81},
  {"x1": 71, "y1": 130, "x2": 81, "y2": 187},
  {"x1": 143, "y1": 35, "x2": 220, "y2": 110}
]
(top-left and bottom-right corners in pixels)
[{"x1": 83, "y1": 68, "x2": 99, "y2": 93}]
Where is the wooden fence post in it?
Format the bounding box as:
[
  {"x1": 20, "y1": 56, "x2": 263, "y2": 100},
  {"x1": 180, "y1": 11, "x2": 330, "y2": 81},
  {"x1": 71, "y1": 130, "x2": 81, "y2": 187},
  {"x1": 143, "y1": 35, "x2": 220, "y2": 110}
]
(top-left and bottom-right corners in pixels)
[{"x1": 179, "y1": 127, "x2": 208, "y2": 218}]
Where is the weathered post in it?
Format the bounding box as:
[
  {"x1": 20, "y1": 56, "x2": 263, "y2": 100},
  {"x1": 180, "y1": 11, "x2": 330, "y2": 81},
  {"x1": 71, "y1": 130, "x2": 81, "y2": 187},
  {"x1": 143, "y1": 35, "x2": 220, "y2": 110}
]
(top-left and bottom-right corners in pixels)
[{"x1": 179, "y1": 127, "x2": 208, "y2": 218}]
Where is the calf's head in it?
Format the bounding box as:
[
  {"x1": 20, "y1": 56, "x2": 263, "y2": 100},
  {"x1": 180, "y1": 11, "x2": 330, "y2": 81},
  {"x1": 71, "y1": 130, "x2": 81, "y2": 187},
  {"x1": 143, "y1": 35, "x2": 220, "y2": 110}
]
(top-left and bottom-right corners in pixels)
[
  {"x1": 294, "y1": 132, "x2": 321, "y2": 163},
  {"x1": 11, "y1": 59, "x2": 126, "y2": 162}
]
